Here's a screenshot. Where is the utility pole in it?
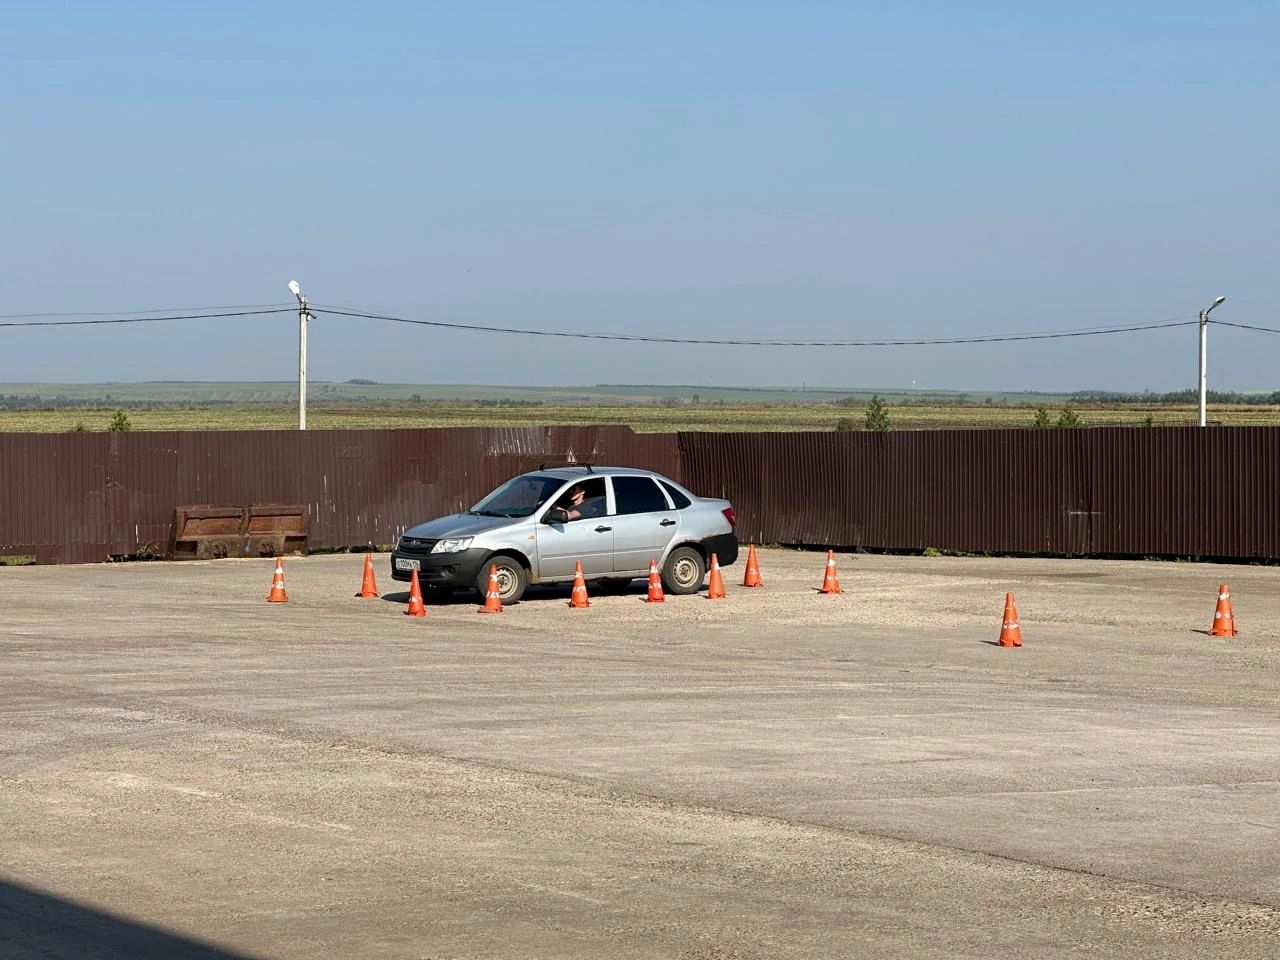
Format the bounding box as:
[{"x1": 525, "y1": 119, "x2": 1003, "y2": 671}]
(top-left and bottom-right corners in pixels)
[
  {"x1": 1197, "y1": 296, "x2": 1226, "y2": 427},
  {"x1": 288, "y1": 280, "x2": 312, "y2": 430}
]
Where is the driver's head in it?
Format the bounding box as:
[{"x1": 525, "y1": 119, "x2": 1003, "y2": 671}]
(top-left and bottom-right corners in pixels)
[{"x1": 568, "y1": 484, "x2": 586, "y2": 503}]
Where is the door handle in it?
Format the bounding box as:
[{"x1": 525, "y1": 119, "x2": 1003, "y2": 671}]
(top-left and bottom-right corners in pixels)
[
  {"x1": 595, "y1": 525, "x2": 612, "y2": 533},
  {"x1": 659, "y1": 518, "x2": 677, "y2": 526}
]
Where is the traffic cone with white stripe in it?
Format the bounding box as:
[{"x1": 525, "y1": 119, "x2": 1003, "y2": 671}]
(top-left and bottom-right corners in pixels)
[
  {"x1": 1208, "y1": 583, "x2": 1238, "y2": 637},
  {"x1": 478, "y1": 564, "x2": 503, "y2": 614},
  {"x1": 742, "y1": 544, "x2": 763, "y2": 587},
  {"x1": 405, "y1": 569, "x2": 427, "y2": 617},
  {"x1": 645, "y1": 558, "x2": 665, "y2": 603},
  {"x1": 568, "y1": 561, "x2": 591, "y2": 608},
  {"x1": 354, "y1": 553, "x2": 379, "y2": 598},
  {"x1": 707, "y1": 553, "x2": 727, "y2": 600},
  {"x1": 997, "y1": 593, "x2": 1023, "y2": 647},
  {"x1": 266, "y1": 557, "x2": 288, "y2": 603},
  {"x1": 819, "y1": 550, "x2": 841, "y2": 594}
]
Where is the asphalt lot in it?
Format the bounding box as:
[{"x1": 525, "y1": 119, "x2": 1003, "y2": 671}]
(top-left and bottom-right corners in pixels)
[{"x1": 2, "y1": 548, "x2": 1279, "y2": 959}]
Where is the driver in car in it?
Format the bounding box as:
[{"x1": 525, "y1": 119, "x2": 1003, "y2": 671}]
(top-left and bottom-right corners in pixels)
[{"x1": 559, "y1": 482, "x2": 605, "y2": 521}]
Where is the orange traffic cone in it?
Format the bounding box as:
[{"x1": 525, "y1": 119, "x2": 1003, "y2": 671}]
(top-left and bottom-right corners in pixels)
[
  {"x1": 1208, "y1": 583, "x2": 1238, "y2": 637},
  {"x1": 266, "y1": 557, "x2": 288, "y2": 603},
  {"x1": 743, "y1": 544, "x2": 762, "y2": 587},
  {"x1": 405, "y1": 568, "x2": 427, "y2": 617},
  {"x1": 819, "y1": 550, "x2": 841, "y2": 594},
  {"x1": 354, "y1": 553, "x2": 379, "y2": 598},
  {"x1": 997, "y1": 592, "x2": 1023, "y2": 647},
  {"x1": 478, "y1": 564, "x2": 504, "y2": 614},
  {"x1": 568, "y1": 561, "x2": 591, "y2": 608},
  {"x1": 707, "y1": 553, "x2": 726, "y2": 599},
  {"x1": 645, "y1": 558, "x2": 665, "y2": 603}
]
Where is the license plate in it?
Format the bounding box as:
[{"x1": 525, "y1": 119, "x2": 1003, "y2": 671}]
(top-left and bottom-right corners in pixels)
[{"x1": 395, "y1": 558, "x2": 420, "y2": 571}]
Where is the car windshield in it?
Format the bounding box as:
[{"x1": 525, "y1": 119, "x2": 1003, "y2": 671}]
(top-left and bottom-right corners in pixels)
[{"x1": 471, "y1": 474, "x2": 565, "y2": 518}]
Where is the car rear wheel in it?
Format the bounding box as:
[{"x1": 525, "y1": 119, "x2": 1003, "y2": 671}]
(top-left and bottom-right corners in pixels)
[
  {"x1": 475, "y1": 556, "x2": 527, "y2": 604},
  {"x1": 661, "y1": 546, "x2": 705, "y2": 595}
]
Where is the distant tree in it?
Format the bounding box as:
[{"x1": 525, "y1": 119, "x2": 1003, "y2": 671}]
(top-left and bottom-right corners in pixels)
[
  {"x1": 1142, "y1": 413, "x2": 1156, "y2": 428},
  {"x1": 71, "y1": 421, "x2": 89, "y2": 433},
  {"x1": 691, "y1": 393, "x2": 700, "y2": 404},
  {"x1": 834, "y1": 417, "x2": 859, "y2": 432},
  {"x1": 1032, "y1": 406, "x2": 1053, "y2": 429},
  {"x1": 864, "y1": 394, "x2": 891, "y2": 432},
  {"x1": 1055, "y1": 406, "x2": 1082, "y2": 429},
  {"x1": 108, "y1": 410, "x2": 132, "y2": 432}
]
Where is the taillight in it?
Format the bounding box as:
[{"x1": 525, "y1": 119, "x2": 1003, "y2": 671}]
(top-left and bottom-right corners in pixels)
[{"x1": 722, "y1": 507, "x2": 736, "y2": 529}]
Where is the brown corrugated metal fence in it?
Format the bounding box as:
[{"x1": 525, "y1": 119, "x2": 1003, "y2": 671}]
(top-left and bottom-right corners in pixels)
[
  {"x1": 677, "y1": 428, "x2": 1280, "y2": 559},
  {"x1": 0, "y1": 427, "x2": 679, "y2": 564},
  {"x1": 2, "y1": 426, "x2": 1278, "y2": 563}
]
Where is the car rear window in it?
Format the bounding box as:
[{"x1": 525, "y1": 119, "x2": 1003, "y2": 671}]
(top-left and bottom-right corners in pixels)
[
  {"x1": 659, "y1": 481, "x2": 692, "y2": 509},
  {"x1": 612, "y1": 476, "x2": 671, "y2": 515}
]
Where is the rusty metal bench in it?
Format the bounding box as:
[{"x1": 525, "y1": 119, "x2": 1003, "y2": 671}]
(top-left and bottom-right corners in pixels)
[{"x1": 171, "y1": 505, "x2": 309, "y2": 560}]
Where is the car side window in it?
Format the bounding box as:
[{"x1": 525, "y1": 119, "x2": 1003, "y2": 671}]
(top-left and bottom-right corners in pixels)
[
  {"x1": 552, "y1": 477, "x2": 607, "y2": 521},
  {"x1": 612, "y1": 476, "x2": 670, "y2": 516},
  {"x1": 659, "y1": 481, "x2": 692, "y2": 509}
]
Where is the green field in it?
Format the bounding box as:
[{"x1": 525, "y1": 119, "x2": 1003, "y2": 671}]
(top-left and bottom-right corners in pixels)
[
  {"x1": 0, "y1": 380, "x2": 1075, "y2": 406},
  {"x1": 3, "y1": 401, "x2": 1276, "y2": 433},
  {"x1": 2, "y1": 381, "x2": 1276, "y2": 432}
]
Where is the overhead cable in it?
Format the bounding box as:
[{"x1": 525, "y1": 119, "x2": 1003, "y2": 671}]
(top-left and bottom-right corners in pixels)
[
  {"x1": 0, "y1": 308, "x2": 294, "y2": 328},
  {"x1": 314, "y1": 305, "x2": 1198, "y2": 347},
  {"x1": 0, "y1": 303, "x2": 292, "y2": 319},
  {"x1": 1210, "y1": 319, "x2": 1280, "y2": 336}
]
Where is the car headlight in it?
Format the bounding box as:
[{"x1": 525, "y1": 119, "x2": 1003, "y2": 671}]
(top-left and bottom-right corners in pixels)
[{"x1": 431, "y1": 537, "x2": 474, "y2": 554}]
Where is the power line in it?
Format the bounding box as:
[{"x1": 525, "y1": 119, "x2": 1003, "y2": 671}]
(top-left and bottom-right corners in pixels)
[
  {"x1": 0, "y1": 299, "x2": 1212, "y2": 346},
  {"x1": 313, "y1": 304, "x2": 1198, "y2": 347},
  {"x1": 0, "y1": 303, "x2": 292, "y2": 319},
  {"x1": 0, "y1": 308, "x2": 294, "y2": 328},
  {"x1": 1210, "y1": 319, "x2": 1280, "y2": 336}
]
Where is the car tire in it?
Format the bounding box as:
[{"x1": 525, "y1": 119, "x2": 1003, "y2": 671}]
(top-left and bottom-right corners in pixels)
[
  {"x1": 661, "y1": 546, "x2": 705, "y2": 595},
  {"x1": 475, "y1": 555, "x2": 528, "y2": 604}
]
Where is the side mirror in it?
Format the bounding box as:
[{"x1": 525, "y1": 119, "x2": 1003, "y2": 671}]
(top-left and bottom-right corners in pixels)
[{"x1": 543, "y1": 507, "x2": 569, "y2": 525}]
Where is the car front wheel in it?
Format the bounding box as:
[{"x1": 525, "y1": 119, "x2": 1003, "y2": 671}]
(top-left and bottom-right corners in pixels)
[
  {"x1": 661, "y1": 546, "x2": 705, "y2": 595},
  {"x1": 475, "y1": 556, "x2": 528, "y2": 604}
]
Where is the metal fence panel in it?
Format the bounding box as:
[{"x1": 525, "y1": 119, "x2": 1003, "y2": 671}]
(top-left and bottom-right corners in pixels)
[
  {"x1": 0, "y1": 426, "x2": 680, "y2": 562},
  {"x1": 3, "y1": 426, "x2": 1278, "y2": 564},
  {"x1": 677, "y1": 428, "x2": 1280, "y2": 559}
]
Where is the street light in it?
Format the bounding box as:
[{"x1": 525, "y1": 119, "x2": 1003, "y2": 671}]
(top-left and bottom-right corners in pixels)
[
  {"x1": 1197, "y1": 295, "x2": 1226, "y2": 428},
  {"x1": 288, "y1": 280, "x2": 312, "y2": 430}
]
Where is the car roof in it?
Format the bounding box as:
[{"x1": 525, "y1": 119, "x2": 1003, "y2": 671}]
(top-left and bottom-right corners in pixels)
[{"x1": 533, "y1": 466, "x2": 669, "y2": 479}]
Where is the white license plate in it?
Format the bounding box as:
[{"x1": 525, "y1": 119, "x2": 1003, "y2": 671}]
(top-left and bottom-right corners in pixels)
[{"x1": 395, "y1": 558, "x2": 420, "y2": 571}]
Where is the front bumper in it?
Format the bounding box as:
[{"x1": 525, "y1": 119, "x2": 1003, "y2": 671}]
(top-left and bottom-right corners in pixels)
[{"x1": 390, "y1": 547, "x2": 491, "y2": 588}]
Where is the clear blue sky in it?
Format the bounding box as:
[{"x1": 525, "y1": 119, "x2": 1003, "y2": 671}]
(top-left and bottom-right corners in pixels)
[{"x1": 2, "y1": 1, "x2": 1276, "y2": 391}]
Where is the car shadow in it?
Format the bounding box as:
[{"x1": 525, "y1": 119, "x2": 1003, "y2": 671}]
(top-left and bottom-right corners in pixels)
[
  {"x1": 379, "y1": 579, "x2": 647, "y2": 607},
  {"x1": 0, "y1": 876, "x2": 262, "y2": 959}
]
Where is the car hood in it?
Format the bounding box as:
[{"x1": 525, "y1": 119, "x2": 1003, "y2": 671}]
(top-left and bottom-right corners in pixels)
[{"x1": 402, "y1": 513, "x2": 521, "y2": 540}]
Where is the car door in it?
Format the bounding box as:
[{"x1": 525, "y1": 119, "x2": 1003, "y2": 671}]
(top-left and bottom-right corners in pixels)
[
  {"x1": 534, "y1": 476, "x2": 614, "y2": 580},
  {"x1": 607, "y1": 475, "x2": 680, "y2": 576}
]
